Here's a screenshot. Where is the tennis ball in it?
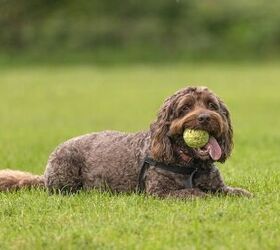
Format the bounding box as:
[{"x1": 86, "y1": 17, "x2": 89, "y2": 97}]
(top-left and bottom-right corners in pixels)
[{"x1": 183, "y1": 129, "x2": 209, "y2": 148}]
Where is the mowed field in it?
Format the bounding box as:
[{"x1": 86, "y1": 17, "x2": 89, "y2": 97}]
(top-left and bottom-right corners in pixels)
[{"x1": 0, "y1": 63, "x2": 279, "y2": 250}]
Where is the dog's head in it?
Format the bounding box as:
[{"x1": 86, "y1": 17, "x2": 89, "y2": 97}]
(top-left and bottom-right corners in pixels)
[{"x1": 150, "y1": 86, "x2": 233, "y2": 164}]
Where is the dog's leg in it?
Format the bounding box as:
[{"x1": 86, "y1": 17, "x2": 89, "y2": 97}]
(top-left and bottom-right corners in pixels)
[
  {"x1": 44, "y1": 146, "x2": 84, "y2": 194},
  {"x1": 194, "y1": 166, "x2": 252, "y2": 197},
  {"x1": 150, "y1": 188, "x2": 208, "y2": 199},
  {"x1": 218, "y1": 186, "x2": 252, "y2": 197},
  {"x1": 144, "y1": 168, "x2": 208, "y2": 199}
]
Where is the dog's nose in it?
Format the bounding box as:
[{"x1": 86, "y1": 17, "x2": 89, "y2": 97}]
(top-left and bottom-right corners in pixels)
[{"x1": 198, "y1": 113, "x2": 210, "y2": 124}]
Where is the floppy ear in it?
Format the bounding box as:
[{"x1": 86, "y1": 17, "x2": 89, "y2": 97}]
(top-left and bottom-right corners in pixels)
[
  {"x1": 150, "y1": 86, "x2": 198, "y2": 163},
  {"x1": 218, "y1": 99, "x2": 233, "y2": 163},
  {"x1": 150, "y1": 99, "x2": 174, "y2": 163}
]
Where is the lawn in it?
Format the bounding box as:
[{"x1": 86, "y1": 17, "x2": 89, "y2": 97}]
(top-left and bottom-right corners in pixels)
[{"x1": 0, "y1": 63, "x2": 279, "y2": 250}]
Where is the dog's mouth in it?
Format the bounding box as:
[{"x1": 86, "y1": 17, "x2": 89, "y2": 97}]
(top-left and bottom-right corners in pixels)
[
  {"x1": 169, "y1": 115, "x2": 224, "y2": 163},
  {"x1": 193, "y1": 136, "x2": 222, "y2": 161},
  {"x1": 175, "y1": 135, "x2": 222, "y2": 162}
]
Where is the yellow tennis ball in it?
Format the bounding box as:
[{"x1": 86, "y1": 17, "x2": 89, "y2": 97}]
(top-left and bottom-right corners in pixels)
[{"x1": 183, "y1": 129, "x2": 209, "y2": 148}]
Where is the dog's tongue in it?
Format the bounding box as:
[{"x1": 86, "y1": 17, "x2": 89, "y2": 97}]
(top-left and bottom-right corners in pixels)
[{"x1": 206, "y1": 136, "x2": 222, "y2": 161}]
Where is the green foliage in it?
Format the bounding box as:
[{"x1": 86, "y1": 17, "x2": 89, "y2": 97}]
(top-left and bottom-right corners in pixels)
[
  {"x1": 1, "y1": 0, "x2": 280, "y2": 61},
  {"x1": 0, "y1": 63, "x2": 279, "y2": 249}
]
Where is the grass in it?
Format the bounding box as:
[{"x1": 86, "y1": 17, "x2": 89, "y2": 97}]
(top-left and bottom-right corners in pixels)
[{"x1": 0, "y1": 62, "x2": 279, "y2": 250}]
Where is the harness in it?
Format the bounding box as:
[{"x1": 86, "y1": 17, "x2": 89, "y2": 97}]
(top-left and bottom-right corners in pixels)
[{"x1": 138, "y1": 157, "x2": 199, "y2": 192}]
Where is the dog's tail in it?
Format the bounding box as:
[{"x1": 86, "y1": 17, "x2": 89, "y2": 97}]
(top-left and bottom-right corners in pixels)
[{"x1": 0, "y1": 169, "x2": 44, "y2": 191}]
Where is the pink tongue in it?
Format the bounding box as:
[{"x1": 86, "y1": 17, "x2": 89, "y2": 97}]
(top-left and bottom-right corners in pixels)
[{"x1": 206, "y1": 136, "x2": 222, "y2": 161}]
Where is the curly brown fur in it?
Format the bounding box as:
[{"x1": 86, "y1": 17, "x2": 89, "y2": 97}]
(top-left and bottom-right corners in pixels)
[{"x1": 0, "y1": 86, "x2": 251, "y2": 198}]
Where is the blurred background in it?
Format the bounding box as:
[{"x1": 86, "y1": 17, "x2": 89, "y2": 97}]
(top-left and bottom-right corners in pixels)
[{"x1": 1, "y1": 0, "x2": 280, "y2": 63}]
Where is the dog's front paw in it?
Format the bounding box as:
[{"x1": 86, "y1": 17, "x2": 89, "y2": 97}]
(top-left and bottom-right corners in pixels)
[
  {"x1": 222, "y1": 186, "x2": 253, "y2": 198},
  {"x1": 153, "y1": 188, "x2": 209, "y2": 199}
]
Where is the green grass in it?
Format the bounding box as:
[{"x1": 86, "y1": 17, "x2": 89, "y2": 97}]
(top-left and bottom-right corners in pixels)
[{"x1": 0, "y1": 63, "x2": 279, "y2": 250}]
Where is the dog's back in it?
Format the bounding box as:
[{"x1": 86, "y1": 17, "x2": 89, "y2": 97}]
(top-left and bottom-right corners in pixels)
[{"x1": 0, "y1": 131, "x2": 150, "y2": 193}]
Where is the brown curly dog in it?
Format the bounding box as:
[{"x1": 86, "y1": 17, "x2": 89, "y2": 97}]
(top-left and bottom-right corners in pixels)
[{"x1": 0, "y1": 86, "x2": 252, "y2": 198}]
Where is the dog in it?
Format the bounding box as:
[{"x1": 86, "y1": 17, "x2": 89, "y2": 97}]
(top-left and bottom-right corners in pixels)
[{"x1": 0, "y1": 86, "x2": 252, "y2": 198}]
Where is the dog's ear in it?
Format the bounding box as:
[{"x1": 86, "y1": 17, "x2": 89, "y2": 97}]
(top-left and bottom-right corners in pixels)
[
  {"x1": 150, "y1": 98, "x2": 174, "y2": 163},
  {"x1": 150, "y1": 87, "x2": 198, "y2": 163},
  {"x1": 218, "y1": 98, "x2": 233, "y2": 162}
]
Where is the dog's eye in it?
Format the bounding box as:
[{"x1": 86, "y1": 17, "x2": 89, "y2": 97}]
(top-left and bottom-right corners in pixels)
[
  {"x1": 178, "y1": 104, "x2": 192, "y2": 116},
  {"x1": 181, "y1": 104, "x2": 192, "y2": 112},
  {"x1": 208, "y1": 102, "x2": 219, "y2": 110}
]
